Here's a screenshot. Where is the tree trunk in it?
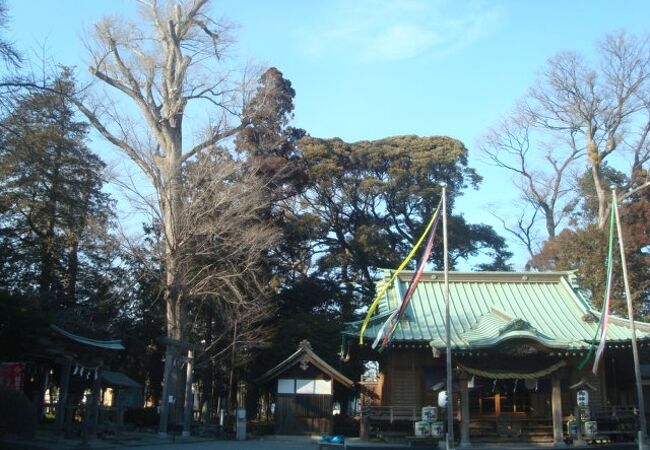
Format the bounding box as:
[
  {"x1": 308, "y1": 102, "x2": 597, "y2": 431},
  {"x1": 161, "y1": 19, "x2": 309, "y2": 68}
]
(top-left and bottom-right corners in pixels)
[
  {"x1": 591, "y1": 158, "x2": 609, "y2": 230},
  {"x1": 543, "y1": 204, "x2": 556, "y2": 239},
  {"x1": 64, "y1": 242, "x2": 79, "y2": 303},
  {"x1": 159, "y1": 133, "x2": 187, "y2": 428}
]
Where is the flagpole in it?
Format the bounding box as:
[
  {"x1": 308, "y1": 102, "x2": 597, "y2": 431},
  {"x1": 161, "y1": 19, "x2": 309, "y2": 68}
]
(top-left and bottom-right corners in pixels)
[
  {"x1": 612, "y1": 189, "x2": 647, "y2": 447},
  {"x1": 442, "y1": 184, "x2": 454, "y2": 449}
]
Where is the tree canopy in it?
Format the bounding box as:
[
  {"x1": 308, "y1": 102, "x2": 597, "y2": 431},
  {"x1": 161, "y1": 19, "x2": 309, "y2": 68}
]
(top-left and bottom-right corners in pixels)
[{"x1": 279, "y1": 135, "x2": 511, "y2": 317}]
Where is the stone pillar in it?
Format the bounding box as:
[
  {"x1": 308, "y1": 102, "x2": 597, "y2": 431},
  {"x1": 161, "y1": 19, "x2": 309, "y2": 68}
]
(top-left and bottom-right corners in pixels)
[
  {"x1": 55, "y1": 358, "x2": 72, "y2": 430},
  {"x1": 551, "y1": 374, "x2": 566, "y2": 447},
  {"x1": 158, "y1": 348, "x2": 174, "y2": 437},
  {"x1": 459, "y1": 374, "x2": 471, "y2": 447},
  {"x1": 182, "y1": 349, "x2": 194, "y2": 437},
  {"x1": 360, "y1": 414, "x2": 369, "y2": 439}
]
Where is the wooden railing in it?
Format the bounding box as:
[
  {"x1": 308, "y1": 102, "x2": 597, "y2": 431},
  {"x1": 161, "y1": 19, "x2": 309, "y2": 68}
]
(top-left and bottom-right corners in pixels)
[
  {"x1": 592, "y1": 405, "x2": 638, "y2": 418},
  {"x1": 361, "y1": 405, "x2": 419, "y2": 423}
]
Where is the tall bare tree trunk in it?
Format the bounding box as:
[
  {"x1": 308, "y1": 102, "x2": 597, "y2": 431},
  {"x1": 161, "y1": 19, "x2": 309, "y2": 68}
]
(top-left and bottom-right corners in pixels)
[{"x1": 77, "y1": 0, "x2": 278, "y2": 435}]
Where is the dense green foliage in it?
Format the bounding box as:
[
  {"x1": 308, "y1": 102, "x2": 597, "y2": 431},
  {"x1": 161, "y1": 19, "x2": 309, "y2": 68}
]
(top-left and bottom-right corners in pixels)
[
  {"x1": 0, "y1": 73, "x2": 116, "y2": 326},
  {"x1": 291, "y1": 135, "x2": 511, "y2": 312}
]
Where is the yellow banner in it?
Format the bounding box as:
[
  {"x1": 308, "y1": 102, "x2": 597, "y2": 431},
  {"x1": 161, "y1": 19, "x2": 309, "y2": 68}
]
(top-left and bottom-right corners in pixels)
[{"x1": 359, "y1": 203, "x2": 441, "y2": 344}]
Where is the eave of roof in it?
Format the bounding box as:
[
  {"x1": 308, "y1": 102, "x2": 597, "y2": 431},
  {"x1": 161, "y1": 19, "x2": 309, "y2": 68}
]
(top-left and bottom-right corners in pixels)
[{"x1": 257, "y1": 340, "x2": 354, "y2": 388}]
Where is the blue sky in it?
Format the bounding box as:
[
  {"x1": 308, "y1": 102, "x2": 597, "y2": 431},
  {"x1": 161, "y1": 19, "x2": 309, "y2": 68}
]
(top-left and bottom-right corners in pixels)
[{"x1": 6, "y1": 0, "x2": 650, "y2": 268}]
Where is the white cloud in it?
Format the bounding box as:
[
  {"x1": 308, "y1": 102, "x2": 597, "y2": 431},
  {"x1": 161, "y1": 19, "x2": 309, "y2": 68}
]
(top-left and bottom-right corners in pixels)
[
  {"x1": 297, "y1": 0, "x2": 505, "y2": 63},
  {"x1": 364, "y1": 23, "x2": 443, "y2": 61}
]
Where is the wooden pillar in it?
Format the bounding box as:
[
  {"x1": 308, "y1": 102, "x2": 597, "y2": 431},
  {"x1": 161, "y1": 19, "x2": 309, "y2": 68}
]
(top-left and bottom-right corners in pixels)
[
  {"x1": 88, "y1": 367, "x2": 102, "y2": 437},
  {"x1": 459, "y1": 374, "x2": 471, "y2": 447},
  {"x1": 116, "y1": 388, "x2": 124, "y2": 430},
  {"x1": 39, "y1": 365, "x2": 50, "y2": 422},
  {"x1": 55, "y1": 358, "x2": 72, "y2": 430},
  {"x1": 551, "y1": 374, "x2": 566, "y2": 447}
]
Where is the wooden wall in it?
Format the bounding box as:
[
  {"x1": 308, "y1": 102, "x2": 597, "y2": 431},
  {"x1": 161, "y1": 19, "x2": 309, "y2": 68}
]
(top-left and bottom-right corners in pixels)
[
  {"x1": 382, "y1": 348, "x2": 435, "y2": 408},
  {"x1": 376, "y1": 347, "x2": 639, "y2": 418},
  {"x1": 275, "y1": 393, "x2": 333, "y2": 435}
]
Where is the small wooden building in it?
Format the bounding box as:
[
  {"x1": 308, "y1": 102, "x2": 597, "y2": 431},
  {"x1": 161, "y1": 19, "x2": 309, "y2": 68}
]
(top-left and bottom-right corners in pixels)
[
  {"x1": 343, "y1": 270, "x2": 650, "y2": 445},
  {"x1": 257, "y1": 340, "x2": 354, "y2": 435},
  {"x1": 99, "y1": 370, "x2": 142, "y2": 429}
]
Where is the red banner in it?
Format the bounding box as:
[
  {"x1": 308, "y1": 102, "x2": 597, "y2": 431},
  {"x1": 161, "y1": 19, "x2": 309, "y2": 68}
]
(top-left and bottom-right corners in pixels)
[{"x1": 0, "y1": 362, "x2": 25, "y2": 391}]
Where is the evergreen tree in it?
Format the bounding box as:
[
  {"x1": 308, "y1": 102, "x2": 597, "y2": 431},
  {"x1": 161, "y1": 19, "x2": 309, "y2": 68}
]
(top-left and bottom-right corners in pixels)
[{"x1": 0, "y1": 71, "x2": 115, "y2": 326}]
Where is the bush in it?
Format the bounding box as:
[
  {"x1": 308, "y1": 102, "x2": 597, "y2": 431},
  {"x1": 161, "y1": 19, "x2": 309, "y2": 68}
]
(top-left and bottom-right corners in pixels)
[
  {"x1": 123, "y1": 407, "x2": 159, "y2": 428},
  {"x1": 0, "y1": 386, "x2": 36, "y2": 438}
]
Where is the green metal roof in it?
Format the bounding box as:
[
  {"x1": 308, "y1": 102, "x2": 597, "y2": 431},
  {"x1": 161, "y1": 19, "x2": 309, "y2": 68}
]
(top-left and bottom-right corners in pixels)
[
  {"x1": 51, "y1": 324, "x2": 125, "y2": 350},
  {"x1": 344, "y1": 270, "x2": 650, "y2": 350}
]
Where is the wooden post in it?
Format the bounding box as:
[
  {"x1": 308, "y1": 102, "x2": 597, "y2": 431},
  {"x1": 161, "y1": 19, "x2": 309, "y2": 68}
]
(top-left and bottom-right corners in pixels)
[
  {"x1": 116, "y1": 387, "x2": 124, "y2": 430},
  {"x1": 551, "y1": 374, "x2": 566, "y2": 447},
  {"x1": 459, "y1": 374, "x2": 471, "y2": 447},
  {"x1": 89, "y1": 367, "x2": 102, "y2": 437},
  {"x1": 39, "y1": 365, "x2": 49, "y2": 422},
  {"x1": 55, "y1": 358, "x2": 72, "y2": 431}
]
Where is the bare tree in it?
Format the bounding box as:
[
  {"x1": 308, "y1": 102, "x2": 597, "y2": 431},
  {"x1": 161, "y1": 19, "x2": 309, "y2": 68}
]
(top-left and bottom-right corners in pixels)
[
  {"x1": 70, "y1": 0, "x2": 266, "y2": 431},
  {"x1": 76, "y1": 0, "x2": 247, "y2": 344},
  {"x1": 481, "y1": 107, "x2": 580, "y2": 257},
  {"x1": 483, "y1": 32, "x2": 650, "y2": 261},
  {"x1": 0, "y1": 0, "x2": 20, "y2": 68},
  {"x1": 180, "y1": 153, "x2": 278, "y2": 308},
  {"x1": 489, "y1": 202, "x2": 541, "y2": 262},
  {"x1": 526, "y1": 33, "x2": 650, "y2": 229}
]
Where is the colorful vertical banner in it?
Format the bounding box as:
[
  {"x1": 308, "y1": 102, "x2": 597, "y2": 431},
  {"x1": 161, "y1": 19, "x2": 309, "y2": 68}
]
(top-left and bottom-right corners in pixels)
[
  {"x1": 592, "y1": 200, "x2": 618, "y2": 374},
  {"x1": 578, "y1": 201, "x2": 616, "y2": 373},
  {"x1": 375, "y1": 209, "x2": 441, "y2": 349},
  {"x1": 360, "y1": 198, "x2": 442, "y2": 345}
]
